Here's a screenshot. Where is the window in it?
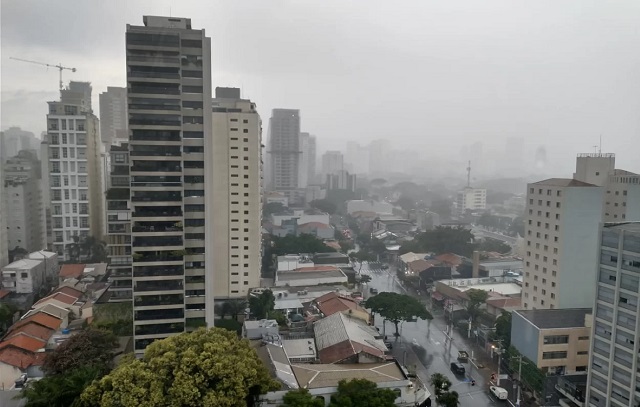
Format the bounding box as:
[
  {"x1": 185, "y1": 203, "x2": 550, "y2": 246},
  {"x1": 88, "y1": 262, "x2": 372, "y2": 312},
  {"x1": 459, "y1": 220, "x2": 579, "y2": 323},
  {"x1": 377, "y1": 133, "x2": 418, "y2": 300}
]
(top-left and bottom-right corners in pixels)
[
  {"x1": 542, "y1": 351, "x2": 567, "y2": 359},
  {"x1": 21, "y1": 273, "x2": 28, "y2": 279}
]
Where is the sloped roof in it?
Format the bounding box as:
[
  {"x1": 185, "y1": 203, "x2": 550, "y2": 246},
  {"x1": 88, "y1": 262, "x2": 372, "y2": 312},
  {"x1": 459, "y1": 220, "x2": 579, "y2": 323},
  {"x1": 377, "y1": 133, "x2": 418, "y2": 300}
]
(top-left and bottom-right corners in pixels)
[
  {"x1": 0, "y1": 347, "x2": 46, "y2": 369},
  {"x1": 314, "y1": 313, "x2": 386, "y2": 363},
  {"x1": 315, "y1": 292, "x2": 368, "y2": 317},
  {"x1": 486, "y1": 297, "x2": 522, "y2": 310},
  {"x1": 292, "y1": 362, "x2": 405, "y2": 389},
  {"x1": 59, "y1": 264, "x2": 85, "y2": 279},
  {"x1": 530, "y1": 178, "x2": 596, "y2": 187},
  {"x1": 11, "y1": 312, "x2": 62, "y2": 331},
  {"x1": 54, "y1": 286, "x2": 84, "y2": 298},
  {"x1": 435, "y1": 253, "x2": 464, "y2": 266},
  {"x1": 298, "y1": 222, "x2": 331, "y2": 230},
  {"x1": 5, "y1": 322, "x2": 54, "y2": 342},
  {"x1": 399, "y1": 252, "x2": 428, "y2": 264},
  {"x1": 408, "y1": 259, "x2": 439, "y2": 273},
  {"x1": 0, "y1": 334, "x2": 46, "y2": 352},
  {"x1": 34, "y1": 291, "x2": 78, "y2": 307},
  {"x1": 0, "y1": 289, "x2": 11, "y2": 299}
]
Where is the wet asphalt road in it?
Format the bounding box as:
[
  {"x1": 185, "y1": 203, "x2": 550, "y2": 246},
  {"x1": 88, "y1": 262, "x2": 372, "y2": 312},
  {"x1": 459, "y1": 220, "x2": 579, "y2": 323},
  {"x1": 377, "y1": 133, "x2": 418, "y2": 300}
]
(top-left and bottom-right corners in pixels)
[{"x1": 360, "y1": 262, "x2": 514, "y2": 407}]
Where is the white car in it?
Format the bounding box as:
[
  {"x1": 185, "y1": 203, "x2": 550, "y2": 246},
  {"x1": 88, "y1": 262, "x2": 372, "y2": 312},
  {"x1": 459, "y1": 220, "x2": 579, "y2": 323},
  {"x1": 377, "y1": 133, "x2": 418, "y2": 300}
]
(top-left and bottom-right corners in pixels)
[{"x1": 489, "y1": 386, "x2": 508, "y2": 400}]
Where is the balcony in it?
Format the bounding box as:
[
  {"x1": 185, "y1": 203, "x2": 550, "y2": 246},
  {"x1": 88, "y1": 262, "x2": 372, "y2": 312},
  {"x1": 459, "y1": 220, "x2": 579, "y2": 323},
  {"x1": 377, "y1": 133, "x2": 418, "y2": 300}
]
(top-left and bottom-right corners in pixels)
[
  {"x1": 130, "y1": 146, "x2": 181, "y2": 157},
  {"x1": 106, "y1": 188, "x2": 130, "y2": 200},
  {"x1": 130, "y1": 175, "x2": 182, "y2": 188},
  {"x1": 129, "y1": 82, "x2": 180, "y2": 95},
  {"x1": 134, "y1": 322, "x2": 184, "y2": 336},
  {"x1": 133, "y1": 237, "x2": 183, "y2": 247},
  {"x1": 134, "y1": 293, "x2": 183, "y2": 307},
  {"x1": 132, "y1": 192, "x2": 182, "y2": 202},
  {"x1": 555, "y1": 375, "x2": 586, "y2": 407},
  {"x1": 131, "y1": 162, "x2": 182, "y2": 173},
  {"x1": 134, "y1": 265, "x2": 183, "y2": 277},
  {"x1": 127, "y1": 55, "x2": 180, "y2": 64},
  {"x1": 132, "y1": 207, "x2": 183, "y2": 218},
  {"x1": 132, "y1": 222, "x2": 183, "y2": 233},
  {"x1": 132, "y1": 250, "x2": 185, "y2": 263},
  {"x1": 135, "y1": 308, "x2": 184, "y2": 321},
  {"x1": 135, "y1": 279, "x2": 183, "y2": 292},
  {"x1": 108, "y1": 201, "x2": 129, "y2": 211},
  {"x1": 130, "y1": 130, "x2": 180, "y2": 142}
]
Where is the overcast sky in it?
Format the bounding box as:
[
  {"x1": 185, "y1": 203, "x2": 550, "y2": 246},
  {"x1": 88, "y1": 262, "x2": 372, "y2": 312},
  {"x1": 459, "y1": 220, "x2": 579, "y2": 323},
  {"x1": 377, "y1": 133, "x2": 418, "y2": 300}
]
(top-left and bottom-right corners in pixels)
[{"x1": 2, "y1": 0, "x2": 640, "y2": 175}]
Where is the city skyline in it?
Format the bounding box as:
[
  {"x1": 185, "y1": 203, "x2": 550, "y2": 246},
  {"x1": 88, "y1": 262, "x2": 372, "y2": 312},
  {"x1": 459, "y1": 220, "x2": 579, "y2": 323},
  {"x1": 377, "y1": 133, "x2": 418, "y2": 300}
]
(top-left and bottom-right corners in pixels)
[{"x1": 3, "y1": 1, "x2": 640, "y2": 175}]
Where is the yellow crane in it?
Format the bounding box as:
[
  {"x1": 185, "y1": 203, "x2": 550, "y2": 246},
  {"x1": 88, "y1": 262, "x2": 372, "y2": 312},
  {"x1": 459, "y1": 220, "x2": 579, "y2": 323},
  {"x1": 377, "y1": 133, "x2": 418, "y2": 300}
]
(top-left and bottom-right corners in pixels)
[{"x1": 9, "y1": 57, "x2": 77, "y2": 92}]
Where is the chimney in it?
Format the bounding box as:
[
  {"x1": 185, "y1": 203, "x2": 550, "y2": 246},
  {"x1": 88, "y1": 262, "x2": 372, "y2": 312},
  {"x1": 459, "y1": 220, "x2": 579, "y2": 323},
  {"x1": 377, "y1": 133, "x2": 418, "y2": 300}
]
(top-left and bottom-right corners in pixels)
[{"x1": 472, "y1": 251, "x2": 480, "y2": 278}]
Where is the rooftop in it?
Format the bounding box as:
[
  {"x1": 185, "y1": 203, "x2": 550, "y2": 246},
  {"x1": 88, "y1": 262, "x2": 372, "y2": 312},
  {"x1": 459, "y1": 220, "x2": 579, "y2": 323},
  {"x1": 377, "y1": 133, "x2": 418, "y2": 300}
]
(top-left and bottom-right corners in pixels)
[
  {"x1": 283, "y1": 339, "x2": 317, "y2": 360},
  {"x1": 274, "y1": 298, "x2": 304, "y2": 310},
  {"x1": 11, "y1": 312, "x2": 62, "y2": 331},
  {"x1": 3, "y1": 259, "x2": 42, "y2": 270},
  {"x1": 26, "y1": 251, "x2": 56, "y2": 260},
  {"x1": 399, "y1": 252, "x2": 429, "y2": 264},
  {"x1": 530, "y1": 178, "x2": 596, "y2": 187},
  {"x1": 515, "y1": 308, "x2": 591, "y2": 329},
  {"x1": 59, "y1": 264, "x2": 85, "y2": 279},
  {"x1": 0, "y1": 347, "x2": 45, "y2": 369},
  {"x1": 604, "y1": 222, "x2": 640, "y2": 233},
  {"x1": 314, "y1": 292, "x2": 367, "y2": 317},
  {"x1": 277, "y1": 269, "x2": 347, "y2": 282},
  {"x1": 298, "y1": 222, "x2": 331, "y2": 229},
  {"x1": 291, "y1": 362, "x2": 405, "y2": 389},
  {"x1": 314, "y1": 312, "x2": 386, "y2": 363},
  {"x1": 0, "y1": 334, "x2": 47, "y2": 353},
  {"x1": 4, "y1": 322, "x2": 54, "y2": 342}
]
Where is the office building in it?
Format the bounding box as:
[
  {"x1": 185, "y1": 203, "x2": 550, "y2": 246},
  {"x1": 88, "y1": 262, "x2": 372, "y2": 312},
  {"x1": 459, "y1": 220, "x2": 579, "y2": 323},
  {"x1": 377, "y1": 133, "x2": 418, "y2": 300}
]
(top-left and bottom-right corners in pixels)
[
  {"x1": 105, "y1": 144, "x2": 132, "y2": 302},
  {"x1": 45, "y1": 81, "x2": 104, "y2": 261},
  {"x1": 586, "y1": 222, "x2": 640, "y2": 407},
  {"x1": 266, "y1": 109, "x2": 301, "y2": 202},
  {"x1": 298, "y1": 132, "x2": 316, "y2": 187},
  {"x1": 126, "y1": 15, "x2": 212, "y2": 353},
  {"x1": 4, "y1": 150, "x2": 44, "y2": 252},
  {"x1": 368, "y1": 139, "x2": 391, "y2": 176},
  {"x1": 99, "y1": 87, "x2": 128, "y2": 148},
  {"x1": 346, "y1": 141, "x2": 369, "y2": 175},
  {"x1": 455, "y1": 187, "x2": 486, "y2": 216},
  {"x1": 573, "y1": 153, "x2": 640, "y2": 222},
  {"x1": 211, "y1": 87, "x2": 262, "y2": 300},
  {"x1": 321, "y1": 150, "x2": 344, "y2": 178},
  {"x1": 522, "y1": 179, "x2": 603, "y2": 310},
  {"x1": 326, "y1": 170, "x2": 356, "y2": 192}
]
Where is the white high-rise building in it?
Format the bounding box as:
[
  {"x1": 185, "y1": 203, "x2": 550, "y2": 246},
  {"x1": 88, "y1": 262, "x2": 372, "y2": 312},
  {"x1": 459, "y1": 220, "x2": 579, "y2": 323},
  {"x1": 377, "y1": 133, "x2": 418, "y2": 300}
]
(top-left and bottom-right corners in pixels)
[
  {"x1": 45, "y1": 81, "x2": 104, "y2": 261},
  {"x1": 99, "y1": 87, "x2": 128, "y2": 148},
  {"x1": 522, "y1": 178, "x2": 604, "y2": 310},
  {"x1": 585, "y1": 222, "x2": 640, "y2": 407},
  {"x1": 266, "y1": 109, "x2": 301, "y2": 202},
  {"x1": 455, "y1": 187, "x2": 486, "y2": 216},
  {"x1": 126, "y1": 15, "x2": 213, "y2": 353},
  {"x1": 299, "y1": 132, "x2": 317, "y2": 187},
  {"x1": 0, "y1": 141, "x2": 8, "y2": 268},
  {"x1": 321, "y1": 150, "x2": 344, "y2": 177},
  {"x1": 211, "y1": 87, "x2": 262, "y2": 300}
]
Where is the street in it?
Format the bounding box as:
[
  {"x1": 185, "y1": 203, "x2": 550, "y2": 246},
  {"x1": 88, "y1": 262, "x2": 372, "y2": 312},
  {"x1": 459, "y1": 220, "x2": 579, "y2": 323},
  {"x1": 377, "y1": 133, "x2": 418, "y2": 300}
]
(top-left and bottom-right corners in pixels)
[{"x1": 359, "y1": 261, "x2": 518, "y2": 407}]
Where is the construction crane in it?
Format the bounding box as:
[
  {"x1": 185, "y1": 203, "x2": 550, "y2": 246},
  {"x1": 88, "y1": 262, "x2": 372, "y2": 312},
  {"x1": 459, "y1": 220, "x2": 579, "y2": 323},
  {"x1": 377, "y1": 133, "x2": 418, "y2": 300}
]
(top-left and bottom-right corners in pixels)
[{"x1": 9, "y1": 57, "x2": 77, "y2": 92}]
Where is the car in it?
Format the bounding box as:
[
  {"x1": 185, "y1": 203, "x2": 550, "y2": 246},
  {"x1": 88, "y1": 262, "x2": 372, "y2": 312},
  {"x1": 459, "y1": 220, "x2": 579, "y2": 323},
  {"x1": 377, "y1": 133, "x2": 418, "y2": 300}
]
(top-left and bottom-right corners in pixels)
[
  {"x1": 14, "y1": 373, "x2": 28, "y2": 388},
  {"x1": 381, "y1": 264, "x2": 389, "y2": 270},
  {"x1": 489, "y1": 386, "x2": 508, "y2": 400},
  {"x1": 369, "y1": 288, "x2": 379, "y2": 294},
  {"x1": 450, "y1": 362, "x2": 465, "y2": 375}
]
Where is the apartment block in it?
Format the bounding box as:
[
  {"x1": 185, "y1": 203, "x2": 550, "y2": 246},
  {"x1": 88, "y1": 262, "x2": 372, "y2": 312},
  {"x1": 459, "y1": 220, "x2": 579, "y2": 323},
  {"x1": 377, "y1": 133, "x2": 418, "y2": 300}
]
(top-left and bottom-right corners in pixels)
[
  {"x1": 126, "y1": 15, "x2": 212, "y2": 353},
  {"x1": 266, "y1": 109, "x2": 301, "y2": 202},
  {"x1": 210, "y1": 87, "x2": 262, "y2": 300},
  {"x1": 326, "y1": 170, "x2": 356, "y2": 192},
  {"x1": 4, "y1": 150, "x2": 45, "y2": 252},
  {"x1": 105, "y1": 144, "x2": 132, "y2": 302},
  {"x1": 456, "y1": 187, "x2": 486, "y2": 216},
  {"x1": 522, "y1": 179, "x2": 603, "y2": 310},
  {"x1": 321, "y1": 150, "x2": 344, "y2": 178},
  {"x1": 45, "y1": 82, "x2": 104, "y2": 261},
  {"x1": 0, "y1": 153, "x2": 8, "y2": 268},
  {"x1": 511, "y1": 308, "x2": 591, "y2": 375},
  {"x1": 99, "y1": 87, "x2": 128, "y2": 148},
  {"x1": 586, "y1": 222, "x2": 640, "y2": 407}
]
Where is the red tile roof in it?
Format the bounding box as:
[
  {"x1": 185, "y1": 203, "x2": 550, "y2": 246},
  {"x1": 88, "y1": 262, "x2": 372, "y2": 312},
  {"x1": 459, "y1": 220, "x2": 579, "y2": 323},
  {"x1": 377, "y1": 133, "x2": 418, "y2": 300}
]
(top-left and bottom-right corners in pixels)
[
  {"x1": 408, "y1": 259, "x2": 438, "y2": 273},
  {"x1": 5, "y1": 322, "x2": 54, "y2": 342},
  {"x1": 435, "y1": 253, "x2": 463, "y2": 266},
  {"x1": 0, "y1": 347, "x2": 46, "y2": 369},
  {"x1": 0, "y1": 289, "x2": 11, "y2": 299},
  {"x1": 10, "y1": 312, "x2": 63, "y2": 332},
  {"x1": 318, "y1": 341, "x2": 387, "y2": 364},
  {"x1": 35, "y1": 292, "x2": 78, "y2": 307},
  {"x1": 315, "y1": 292, "x2": 367, "y2": 317},
  {"x1": 59, "y1": 264, "x2": 85, "y2": 279},
  {"x1": 54, "y1": 286, "x2": 84, "y2": 298},
  {"x1": 298, "y1": 222, "x2": 331, "y2": 229},
  {"x1": 0, "y1": 334, "x2": 46, "y2": 352},
  {"x1": 486, "y1": 297, "x2": 521, "y2": 309}
]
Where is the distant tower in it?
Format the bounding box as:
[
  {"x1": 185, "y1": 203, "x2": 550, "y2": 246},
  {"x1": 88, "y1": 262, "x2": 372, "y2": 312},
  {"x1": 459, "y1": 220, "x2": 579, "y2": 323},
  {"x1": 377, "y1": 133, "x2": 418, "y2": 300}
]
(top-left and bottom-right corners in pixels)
[
  {"x1": 466, "y1": 161, "x2": 471, "y2": 188},
  {"x1": 534, "y1": 146, "x2": 547, "y2": 170}
]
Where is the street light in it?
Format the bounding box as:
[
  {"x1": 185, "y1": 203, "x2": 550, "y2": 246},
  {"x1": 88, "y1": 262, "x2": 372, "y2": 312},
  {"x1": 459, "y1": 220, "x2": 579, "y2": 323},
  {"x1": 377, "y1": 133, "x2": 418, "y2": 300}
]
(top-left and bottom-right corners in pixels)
[{"x1": 491, "y1": 343, "x2": 505, "y2": 386}]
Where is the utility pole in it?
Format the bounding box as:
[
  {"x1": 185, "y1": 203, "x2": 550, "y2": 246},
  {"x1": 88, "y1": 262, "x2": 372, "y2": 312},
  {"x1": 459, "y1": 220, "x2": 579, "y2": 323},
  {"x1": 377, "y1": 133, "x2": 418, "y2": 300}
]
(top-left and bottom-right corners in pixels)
[
  {"x1": 512, "y1": 354, "x2": 524, "y2": 405},
  {"x1": 491, "y1": 339, "x2": 504, "y2": 386}
]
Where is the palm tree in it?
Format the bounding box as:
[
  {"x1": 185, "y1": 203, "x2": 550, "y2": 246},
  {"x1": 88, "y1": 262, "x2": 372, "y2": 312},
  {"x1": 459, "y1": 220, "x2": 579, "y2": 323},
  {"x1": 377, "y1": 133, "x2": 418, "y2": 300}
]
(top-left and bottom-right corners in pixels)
[
  {"x1": 225, "y1": 299, "x2": 248, "y2": 321},
  {"x1": 437, "y1": 390, "x2": 460, "y2": 407},
  {"x1": 429, "y1": 373, "x2": 451, "y2": 398}
]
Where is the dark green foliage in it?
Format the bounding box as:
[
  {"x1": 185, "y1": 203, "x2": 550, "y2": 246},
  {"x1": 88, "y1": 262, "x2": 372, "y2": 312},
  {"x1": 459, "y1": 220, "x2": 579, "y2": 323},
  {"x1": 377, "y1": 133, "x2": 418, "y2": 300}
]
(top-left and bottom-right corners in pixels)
[
  {"x1": 272, "y1": 234, "x2": 336, "y2": 256},
  {"x1": 478, "y1": 238, "x2": 511, "y2": 254},
  {"x1": 21, "y1": 365, "x2": 102, "y2": 407},
  {"x1": 365, "y1": 292, "x2": 432, "y2": 336},
  {"x1": 249, "y1": 290, "x2": 276, "y2": 320},
  {"x1": 399, "y1": 226, "x2": 475, "y2": 257},
  {"x1": 282, "y1": 388, "x2": 325, "y2": 407},
  {"x1": 263, "y1": 202, "x2": 286, "y2": 217},
  {"x1": 310, "y1": 199, "x2": 337, "y2": 215},
  {"x1": 464, "y1": 288, "x2": 489, "y2": 323},
  {"x1": 214, "y1": 318, "x2": 243, "y2": 334},
  {"x1": 92, "y1": 319, "x2": 133, "y2": 336},
  {"x1": 329, "y1": 379, "x2": 397, "y2": 407},
  {"x1": 494, "y1": 311, "x2": 512, "y2": 348},
  {"x1": 42, "y1": 328, "x2": 119, "y2": 376}
]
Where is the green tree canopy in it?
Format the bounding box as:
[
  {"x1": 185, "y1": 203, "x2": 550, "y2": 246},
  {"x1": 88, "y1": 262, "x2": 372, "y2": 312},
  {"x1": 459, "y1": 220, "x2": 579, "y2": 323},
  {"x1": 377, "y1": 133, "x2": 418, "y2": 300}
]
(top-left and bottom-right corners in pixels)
[
  {"x1": 249, "y1": 290, "x2": 276, "y2": 320},
  {"x1": 80, "y1": 328, "x2": 280, "y2": 407},
  {"x1": 272, "y1": 234, "x2": 336, "y2": 256},
  {"x1": 464, "y1": 288, "x2": 489, "y2": 323},
  {"x1": 359, "y1": 274, "x2": 372, "y2": 284},
  {"x1": 21, "y1": 365, "x2": 102, "y2": 407},
  {"x1": 310, "y1": 199, "x2": 337, "y2": 215},
  {"x1": 429, "y1": 373, "x2": 451, "y2": 398},
  {"x1": 365, "y1": 292, "x2": 432, "y2": 336},
  {"x1": 281, "y1": 389, "x2": 324, "y2": 407},
  {"x1": 328, "y1": 379, "x2": 396, "y2": 407},
  {"x1": 494, "y1": 311, "x2": 512, "y2": 349},
  {"x1": 477, "y1": 238, "x2": 511, "y2": 254},
  {"x1": 408, "y1": 226, "x2": 475, "y2": 257},
  {"x1": 263, "y1": 202, "x2": 286, "y2": 217},
  {"x1": 43, "y1": 328, "x2": 119, "y2": 376},
  {"x1": 437, "y1": 390, "x2": 460, "y2": 407}
]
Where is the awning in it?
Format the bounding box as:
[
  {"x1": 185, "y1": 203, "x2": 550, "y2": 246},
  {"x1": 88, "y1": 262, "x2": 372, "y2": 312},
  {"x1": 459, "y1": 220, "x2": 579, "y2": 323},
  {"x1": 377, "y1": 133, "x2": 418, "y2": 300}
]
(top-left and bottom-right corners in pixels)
[{"x1": 431, "y1": 292, "x2": 444, "y2": 301}]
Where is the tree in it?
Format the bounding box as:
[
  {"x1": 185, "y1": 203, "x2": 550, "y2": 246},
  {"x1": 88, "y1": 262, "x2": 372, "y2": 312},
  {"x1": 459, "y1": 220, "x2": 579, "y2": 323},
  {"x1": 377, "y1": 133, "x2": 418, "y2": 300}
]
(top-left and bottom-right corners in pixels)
[
  {"x1": 272, "y1": 234, "x2": 336, "y2": 256},
  {"x1": 0, "y1": 302, "x2": 16, "y2": 334},
  {"x1": 80, "y1": 328, "x2": 280, "y2": 407},
  {"x1": 508, "y1": 216, "x2": 525, "y2": 237},
  {"x1": 359, "y1": 274, "x2": 372, "y2": 284},
  {"x1": 43, "y1": 328, "x2": 119, "y2": 376},
  {"x1": 282, "y1": 389, "x2": 324, "y2": 407},
  {"x1": 429, "y1": 199, "x2": 452, "y2": 220},
  {"x1": 21, "y1": 365, "x2": 102, "y2": 407},
  {"x1": 249, "y1": 290, "x2": 275, "y2": 320},
  {"x1": 464, "y1": 289, "x2": 489, "y2": 323},
  {"x1": 214, "y1": 318, "x2": 242, "y2": 334},
  {"x1": 351, "y1": 250, "x2": 375, "y2": 272},
  {"x1": 412, "y1": 226, "x2": 475, "y2": 257},
  {"x1": 477, "y1": 238, "x2": 511, "y2": 254},
  {"x1": 429, "y1": 373, "x2": 451, "y2": 399},
  {"x1": 494, "y1": 311, "x2": 512, "y2": 349},
  {"x1": 365, "y1": 292, "x2": 432, "y2": 336},
  {"x1": 328, "y1": 379, "x2": 396, "y2": 407},
  {"x1": 395, "y1": 195, "x2": 416, "y2": 212},
  {"x1": 367, "y1": 239, "x2": 387, "y2": 258},
  {"x1": 338, "y1": 240, "x2": 354, "y2": 254},
  {"x1": 437, "y1": 391, "x2": 460, "y2": 407},
  {"x1": 263, "y1": 202, "x2": 286, "y2": 217},
  {"x1": 310, "y1": 199, "x2": 337, "y2": 215},
  {"x1": 221, "y1": 299, "x2": 248, "y2": 321}
]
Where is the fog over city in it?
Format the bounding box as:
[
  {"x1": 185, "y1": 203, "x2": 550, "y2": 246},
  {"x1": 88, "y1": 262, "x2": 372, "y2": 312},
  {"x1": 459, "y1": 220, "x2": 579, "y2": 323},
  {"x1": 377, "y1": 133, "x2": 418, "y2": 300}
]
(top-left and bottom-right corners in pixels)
[{"x1": 3, "y1": 0, "x2": 640, "y2": 179}]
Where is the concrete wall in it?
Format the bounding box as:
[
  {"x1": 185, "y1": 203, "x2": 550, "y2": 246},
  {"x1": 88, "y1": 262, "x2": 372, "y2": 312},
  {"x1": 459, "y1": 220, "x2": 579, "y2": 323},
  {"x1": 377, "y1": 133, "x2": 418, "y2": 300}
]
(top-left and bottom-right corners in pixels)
[
  {"x1": 0, "y1": 362, "x2": 22, "y2": 390},
  {"x1": 511, "y1": 311, "x2": 540, "y2": 362},
  {"x1": 535, "y1": 326, "x2": 590, "y2": 374}
]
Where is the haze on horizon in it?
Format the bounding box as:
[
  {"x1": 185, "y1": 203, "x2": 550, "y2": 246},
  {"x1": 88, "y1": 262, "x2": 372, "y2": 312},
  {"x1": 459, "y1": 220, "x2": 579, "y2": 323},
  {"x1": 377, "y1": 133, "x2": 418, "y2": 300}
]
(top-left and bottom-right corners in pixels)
[{"x1": 2, "y1": 0, "x2": 640, "y2": 177}]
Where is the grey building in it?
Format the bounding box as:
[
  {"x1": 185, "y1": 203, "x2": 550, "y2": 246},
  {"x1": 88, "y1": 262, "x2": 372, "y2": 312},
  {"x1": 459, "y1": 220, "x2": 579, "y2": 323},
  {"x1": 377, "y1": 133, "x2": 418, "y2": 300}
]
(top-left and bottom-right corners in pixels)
[
  {"x1": 99, "y1": 87, "x2": 128, "y2": 149},
  {"x1": 126, "y1": 15, "x2": 213, "y2": 354},
  {"x1": 266, "y1": 109, "x2": 301, "y2": 202},
  {"x1": 586, "y1": 222, "x2": 640, "y2": 407}
]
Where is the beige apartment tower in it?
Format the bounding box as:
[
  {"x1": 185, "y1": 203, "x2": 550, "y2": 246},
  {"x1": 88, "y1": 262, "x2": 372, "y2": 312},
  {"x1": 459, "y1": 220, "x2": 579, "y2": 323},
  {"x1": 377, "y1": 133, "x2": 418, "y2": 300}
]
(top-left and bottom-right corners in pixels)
[{"x1": 210, "y1": 87, "x2": 262, "y2": 299}]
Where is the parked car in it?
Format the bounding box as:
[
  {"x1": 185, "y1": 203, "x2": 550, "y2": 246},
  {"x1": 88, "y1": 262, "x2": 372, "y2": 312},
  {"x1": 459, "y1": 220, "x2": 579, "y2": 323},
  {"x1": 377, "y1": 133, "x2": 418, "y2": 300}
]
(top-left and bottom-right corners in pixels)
[
  {"x1": 489, "y1": 386, "x2": 508, "y2": 400},
  {"x1": 450, "y1": 362, "x2": 465, "y2": 375},
  {"x1": 14, "y1": 373, "x2": 28, "y2": 388}
]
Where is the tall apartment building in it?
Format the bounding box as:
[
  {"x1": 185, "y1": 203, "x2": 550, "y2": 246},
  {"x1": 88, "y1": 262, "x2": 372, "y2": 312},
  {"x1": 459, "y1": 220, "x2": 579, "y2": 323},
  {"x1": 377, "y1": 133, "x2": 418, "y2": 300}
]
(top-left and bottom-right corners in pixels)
[
  {"x1": 0, "y1": 127, "x2": 39, "y2": 162},
  {"x1": 45, "y1": 81, "x2": 104, "y2": 261},
  {"x1": 99, "y1": 87, "x2": 128, "y2": 149},
  {"x1": 369, "y1": 139, "x2": 391, "y2": 176},
  {"x1": 266, "y1": 109, "x2": 301, "y2": 201},
  {"x1": 0, "y1": 148, "x2": 7, "y2": 268},
  {"x1": 126, "y1": 15, "x2": 212, "y2": 353},
  {"x1": 573, "y1": 153, "x2": 640, "y2": 222},
  {"x1": 105, "y1": 144, "x2": 132, "y2": 302},
  {"x1": 326, "y1": 170, "x2": 356, "y2": 192},
  {"x1": 298, "y1": 132, "x2": 315, "y2": 188},
  {"x1": 455, "y1": 187, "x2": 486, "y2": 216},
  {"x1": 4, "y1": 150, "x2": 44, "y2": 252},
  {"x1": 211, "y1": 87, "x2": 262, "y2": 300},
  {"x1": 586, "y1": 222, "x2": 640, "y2": 407},
  {"x1": 321, "y1": 150, "x2": 344, "y2": 177},
  {"x1": 522, "y1": 179, "x2": 603, "y2": 310}
]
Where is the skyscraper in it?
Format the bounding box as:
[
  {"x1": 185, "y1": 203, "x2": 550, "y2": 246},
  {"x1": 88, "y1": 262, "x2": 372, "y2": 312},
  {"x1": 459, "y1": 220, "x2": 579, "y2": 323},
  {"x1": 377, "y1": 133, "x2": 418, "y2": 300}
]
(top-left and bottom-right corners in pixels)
[
  {"x1": 298, "y1": 132, "x2": 316, "y2": 188},
  {"x1": 321, "y1": 151, "x2": 344, "y2": 177},
  {"x1": 522, "y1": 179, "x2": 603, "y2": 310},
  {"x1": 211, "y1": 87, "x2": 262, "y2": 300},
  {"x1": 126, "y1": 15, "x2": 212, "y2": 353},
  {"x1": 369, "y1": 139, "x2": 391, "y2": 176},
  {"x1": 99, "y1": 87, "x2": 128, "y2": 148},
  {"x1": 585, "y1": 222, "x2": 640, "y2": 407},
  {"x1": 266, "y1": 109, "x2": 301, "y2": 202},
  {"x1": 44, "y1": 81, "x2": 104, "y2": 261}
]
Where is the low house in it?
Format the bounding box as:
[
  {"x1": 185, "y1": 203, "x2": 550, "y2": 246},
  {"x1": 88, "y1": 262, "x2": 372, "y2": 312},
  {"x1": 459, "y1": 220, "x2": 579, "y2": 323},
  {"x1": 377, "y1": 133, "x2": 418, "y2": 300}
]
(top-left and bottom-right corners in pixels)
[
  {"x1": 243, "y1": 319, "x2": 279, "y2": 340},
  {"x1": 311, "y1": 292, "x2": 370, "y2": 323},
  {"x1": 485, "y1": 296, "x2": 522, "y2": 317},
  {"x1": 1, "y1": 259, "x2": 46, "y2": 294},
  {"x1": 58, "y1": 264, "x2": 85, "y2": 284},
  {"x1": 313, "y1": 312, "x2": 388, "y2": 364},
  {"x1": 297, "y1": 222, "x2": 334, "y2": 240}
]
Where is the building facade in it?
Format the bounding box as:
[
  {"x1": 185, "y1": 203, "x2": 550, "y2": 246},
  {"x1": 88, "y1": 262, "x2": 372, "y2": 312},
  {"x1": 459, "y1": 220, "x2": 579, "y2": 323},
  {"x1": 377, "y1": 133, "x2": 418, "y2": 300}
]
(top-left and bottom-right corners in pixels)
[
  {"x1": 4, "y1": 150, "x2": 44, "y2": 252},
  {"x1": 0, "y1": 149, "x2": 8, "y2": 268},
  {"x1": 126, "y1": 15, "x2": 213, "y2": 353},
  {"x1": 586, "y1": 222, "x2": 640, "y2": 407},
  {"x1": 321, "y1": 150, "x2": 344, "y2": 178},
  {"x1": 326, "y1": 170, "x2": 356, "y2": 192},
  {"x1": 455, "y1": 187, "x2": 486, "y2": 216},
  {"x1": 210, "y1": 87, "x2": 262, "y2": 300},
  {"x1": 99, "y1": 87, "x2": 128, "y2": 149},
  {"x1": 266, "y1": 109, "x2": 301, "y2": 201},
  {"x1": 45, "y1": 82, "x2": 104, "y2": 261},
  {"x1": 522, "y1": 179, "x2": 603, "y2": 310}
]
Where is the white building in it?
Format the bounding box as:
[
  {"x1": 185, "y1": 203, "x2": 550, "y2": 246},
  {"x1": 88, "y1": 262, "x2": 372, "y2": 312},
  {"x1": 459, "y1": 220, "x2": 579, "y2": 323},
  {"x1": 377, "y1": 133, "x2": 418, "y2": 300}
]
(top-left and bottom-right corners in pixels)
[
  {"x1": 321, "y1": 151, "x2": 344, "y2": 178},
  {"x1": 266, "y1": 109, "x2": 301, "y2": 202},
  {"x1": 211, "y1": 87, "x2": 262, "y2": 300},
  {"x1": 455, "y1": 187, "x2": 486, "y2": 216},
  {"x1": 99, "y1": 87, "x2": 128, "y2": 149},
  {"x1": 271, "y1": 210, "x2": 330, "y2": 227},
  {"x1": 522, "y1": 178, "x2": 603, "y2": 310},
  {"x1": 1, "y1": 259, "x2": 46, "y2": 294},
  {"x1": 45, "y1": 81, "x2": 104, "y2": 261},
  {"x1": 265, "y1": 192, "x2": 289, "y2": 207},
  {"x1": 298, "y1": 132, "x2": 315, "y2": 188},
  {"x1": 26, "y1": 251, "x2": 58, "y2": 283}
]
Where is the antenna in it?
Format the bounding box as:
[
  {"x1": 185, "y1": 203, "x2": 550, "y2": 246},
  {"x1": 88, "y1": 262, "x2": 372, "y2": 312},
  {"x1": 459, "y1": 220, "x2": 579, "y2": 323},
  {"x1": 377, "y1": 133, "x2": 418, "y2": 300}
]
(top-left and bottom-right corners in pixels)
[
  {"x1": 599, "y1": 135, "x2": 602, "y2": 154},
  {"x1": 10, "y1": 57, "x2": 76, "y2": 93},
  {"x1": 466, "y1": 160, "x2": 471, "y2": 188},
  {"x1": 592, "y1": 145, "x2": 598, "y2": 154}
]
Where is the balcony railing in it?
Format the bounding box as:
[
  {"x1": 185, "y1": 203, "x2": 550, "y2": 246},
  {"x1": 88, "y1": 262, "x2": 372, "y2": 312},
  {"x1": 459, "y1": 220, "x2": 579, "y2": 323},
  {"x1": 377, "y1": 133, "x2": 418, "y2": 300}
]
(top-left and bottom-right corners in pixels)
[
  {"x1": 134, "y1": 265, "x2": 183, "y2": 277},
  {"x1": 134, "y1": 294, "x2": 183, "y2": 307},
  {"x1": 132, "y1": 210, "x2": 183, "y2": 218},
  {"x1": 135, "y1": 322, "x2": 185, "y2": 336},
  {"x1": 133, "y1": 237, "x2": 183, "y2": 247},
  {"x1": 132, "y1": 225, "x2": 182, "y2": 233}
]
